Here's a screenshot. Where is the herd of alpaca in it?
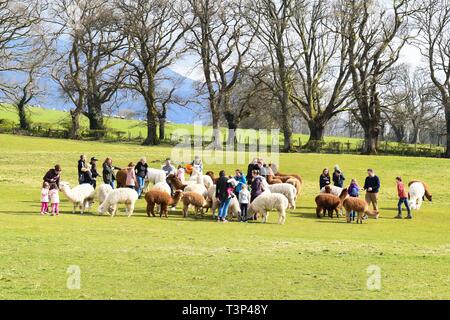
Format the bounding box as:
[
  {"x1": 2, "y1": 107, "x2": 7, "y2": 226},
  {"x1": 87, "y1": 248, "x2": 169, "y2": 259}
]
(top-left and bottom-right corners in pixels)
[{"x1": 57, "y1": 163, "x2": 432, "y2": 225}]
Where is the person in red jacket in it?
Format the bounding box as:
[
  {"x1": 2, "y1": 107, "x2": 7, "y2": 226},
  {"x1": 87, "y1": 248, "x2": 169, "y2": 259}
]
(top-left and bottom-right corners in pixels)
[{"x1": 395, "y1": 177, "x2": 412, "y2": 219}]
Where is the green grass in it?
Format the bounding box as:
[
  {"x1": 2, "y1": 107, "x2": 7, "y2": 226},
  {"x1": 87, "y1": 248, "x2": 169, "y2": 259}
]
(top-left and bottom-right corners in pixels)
[
  {"x1": 0, "y1": 133, "x2": 449, "y2": 300},
  {"x1": 1, "y1": 105, "x2": 364, "y2": 146}
]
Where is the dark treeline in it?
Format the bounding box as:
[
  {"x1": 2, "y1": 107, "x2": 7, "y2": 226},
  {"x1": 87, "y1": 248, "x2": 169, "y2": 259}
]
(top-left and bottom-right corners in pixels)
[{"x1": 0, "y1": 0, "x2": 449, "y2": 156}]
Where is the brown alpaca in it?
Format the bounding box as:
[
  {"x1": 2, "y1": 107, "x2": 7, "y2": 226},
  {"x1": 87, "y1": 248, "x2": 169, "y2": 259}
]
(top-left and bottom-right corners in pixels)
[
  {"x1": 166, "y1": 174, "x2": 187, "y2": 191},
  {"x1": 145, "y1": 190, "x2": 183, "y2": 218},
  {"x1": 343, "y1": 197, "x2": 379, "y2": 224},
  {"x1": 205, "y1": 171, "x2": 218, "y2": 184},
  {"x1": 286, "y1": 178, "x2": 302, "y2": 196},
  {"x1": 324, "y1": 185, "x2": 332, "y2": 193},
  {"x1": 182, "y1": 192, "x2": 208, "y2": 218},
  {"x1": 116, "y1": 169, "x2": 127, "y2": 188},
  {"x1": 315, "y1": 188, "x2": 348, "y2": 218},
  {"x1": 267, "y1": 175, "x2": 283, "y2": 184},
  {"x1": 408, "y1": 180, "x2": 432, "y2": 201},
  {"x1": 276, "y1": 172, "x2": 303, "y2": 185}
]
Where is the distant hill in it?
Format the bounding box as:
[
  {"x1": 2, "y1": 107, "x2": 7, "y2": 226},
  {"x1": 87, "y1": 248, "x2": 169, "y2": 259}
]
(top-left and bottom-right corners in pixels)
[{"x1": 0, "y1": 68, "x2": 210, "y2": 125}]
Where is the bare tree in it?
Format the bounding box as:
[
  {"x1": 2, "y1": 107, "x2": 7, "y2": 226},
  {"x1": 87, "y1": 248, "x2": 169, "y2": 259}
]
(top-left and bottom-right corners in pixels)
[
  {"x1": 287, "y1": 0, "x2": 352, "y2": 149},
  {"x1": 187, "y1": 0, "x2": 256, "y2": 147},
  {"x1": 413, "y1": 0, "x2": 450, "y2": 157},
  {"x1": 116, "y1": 0, "x2": 191, "y2": 145},
  {"x1": 338, "y1": 0, "x2": 412, "y2": 154},
  {"x1": 0, "y1": 0, "x2": 44, "y2": 91},
  {"x1": 382, "y1": 64, "x2": 441, "y2": 143},
  {"x1": 248, "y1": 0, "x2": 294, "y2": 152}
]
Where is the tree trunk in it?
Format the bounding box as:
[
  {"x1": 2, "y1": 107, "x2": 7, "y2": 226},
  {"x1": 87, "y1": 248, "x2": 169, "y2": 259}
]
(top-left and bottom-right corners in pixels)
[
  {"x1": 69, "y1": 110, "x2": 81, "y2": 140},
  {"x1": 16, "y1": 102, "x2": 30, "y2": 130},
  {"x1": 159, "y1": 116, "x2": 165, "y2": 141},
  {"x1": 87, "y1": 100, "x2": 105, "y2": 132},
  {"x1": 305, "y1": 121, "x2": 325, "y2": 150},
  {"x1": 224, "y1": 112, "x2": 238, "y2": 145},
  {"x1": 362, "y1": 124, "x2": 380, "y2": 155},
  {"x1": 445, "y1": 100, "x2": 450, "y2": 158},
  {"x1": 410, "y1": 126, "x2": 420, "y2": 144},
  {"x1": 211, "y1": 108, "x2": 222, "y2": 149},
  {"x1": 144, "y1": 106, "x2": 159, "y2": 145}
]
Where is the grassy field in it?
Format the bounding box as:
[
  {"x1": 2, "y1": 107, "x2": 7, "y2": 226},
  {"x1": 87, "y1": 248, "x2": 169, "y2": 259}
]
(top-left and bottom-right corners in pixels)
[
  {"x1": 0, "y1": 133, "x2": 449, "y2": 300},
  {"x1": 0, "y1": 105, "x2": 363, "y2": 146}
]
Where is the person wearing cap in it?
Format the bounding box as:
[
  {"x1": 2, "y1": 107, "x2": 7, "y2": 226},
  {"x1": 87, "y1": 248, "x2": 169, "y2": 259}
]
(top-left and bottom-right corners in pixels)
[
  {"x1": 332, "y1": 164, "x2": 345, "y2": 188},
  {"x1": 89, "y1": 157, "x2": 100, "y2": 189},
  {"x1": 43, "y1": 165, "x2": 62, "y2": 189},
  {"x1": 135, "y1": 157, "x2": 148, "y2": 198}
]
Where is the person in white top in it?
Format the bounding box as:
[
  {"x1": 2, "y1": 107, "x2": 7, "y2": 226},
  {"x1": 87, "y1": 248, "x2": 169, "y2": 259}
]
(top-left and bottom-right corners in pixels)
[
  {"x1": 177, "y1": 165, "x2": 185, "y2": 183},
  {"x1": 49, "y1": 183, "x2": 60, "y2": 216},
  {"x1": 40, "y1": 182, "x2": 50, "y2": 215},
  {"x1": 238, "y1": 184, "x2": 250, "y2": 222}
]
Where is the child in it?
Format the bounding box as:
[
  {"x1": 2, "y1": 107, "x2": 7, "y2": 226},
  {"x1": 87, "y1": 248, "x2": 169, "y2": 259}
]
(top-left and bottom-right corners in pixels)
[
  {"x1": 238, "y1": 184, "x2": 250, "y2": 222},
  {"x1": 347, "y1": 179, "x2": 360, "y2": 221},
  {"x1": 49, "y1": 183, "x2": 60, "y2": 216},
  {"x1": 177, "y1": 165, "x2": 185, "y2": 183},
  {"x1": 395, "y1": 176, "x2": 411, "y2": 219},
  {"x1": 40, "y1": 182, "x2": 50, "y2": 215}
]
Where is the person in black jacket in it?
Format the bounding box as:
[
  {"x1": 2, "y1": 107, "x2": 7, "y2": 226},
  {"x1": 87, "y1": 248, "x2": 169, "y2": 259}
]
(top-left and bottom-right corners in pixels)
[
  {"x1": 77, "y1": 155, "x2": 92, "y2": 184},
  {"x1": 135, "y1": 157, "x2": 148, "y2": 198},
  {"x1": 363, "y1": 169, "x2": 381, "y2": 212},
  {"x1": 319, "y1": 168, "x2": 331, "y2": 189},
  {"x1": 332, "y1": 165, "x2": 345, "y2": 188},
  {"x1": 246, "y1": 158, "x2": 260, "y2": 186},
  {"x1": 102, "y1": 157, "x2": 119, "y2": 189},
  {"x1": 216, "y1": 170, "x2": 232, "y2": 223},
  {"x1": 43, "y1": 165, "x2": 62, "y2": 189},
  {"x1": 89, "y1": 157, "x2": 100, "y2": 189}
]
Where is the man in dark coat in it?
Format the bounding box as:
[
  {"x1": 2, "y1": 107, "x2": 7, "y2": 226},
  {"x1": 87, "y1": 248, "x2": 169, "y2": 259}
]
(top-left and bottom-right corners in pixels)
[
  {"x1": 43, "y1": 165, "x2": 62, "y2": 189},
  {"x1": 216, "y1": 170, "x2": 232, "y2": 223}
]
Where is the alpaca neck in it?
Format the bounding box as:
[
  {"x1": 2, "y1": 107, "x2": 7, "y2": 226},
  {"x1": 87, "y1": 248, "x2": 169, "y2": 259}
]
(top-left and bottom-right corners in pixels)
[{"x1": 61, "y1": 186, "x2": 76, "y2": 202}]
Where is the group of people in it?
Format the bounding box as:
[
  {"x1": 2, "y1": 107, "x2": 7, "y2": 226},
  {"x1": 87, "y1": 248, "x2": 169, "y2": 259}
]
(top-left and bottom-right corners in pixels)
[
  {"x1": 40, "y1": 155, "x2": 413, "y2": 220},
  {"x1": 319, "y1": 166, "x2": 412, "y2": 219},
  {"x1": 215, "y1": 158, "x2": 272, "y2": 223}
]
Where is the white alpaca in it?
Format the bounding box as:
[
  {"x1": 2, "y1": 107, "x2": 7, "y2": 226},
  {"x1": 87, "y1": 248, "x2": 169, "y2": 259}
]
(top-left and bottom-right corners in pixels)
[
  {"x1": 409, "y1": 182, "x2": 425, "y2": 210},
  {"x1": 205, "y1": 185, "x2": 241, "y2": 219},
  {"x1": 98, "y1": 188, "x2": 138, "y2": 217},
  {"x1": 143, "y1": 168, "x2": 167, "y2": 193},
  {"x1": 97, "y1": 184, "x2": 113, "y2": 205},
  {"x1": 60, "y1": 182, "x2": 95, "y2": 214},
  {"x1": 248, "y1": 193, "x2": 289, "y2": 224},
  {"x1": 152, "y1": 181, "x2": 171, "y2": 195},
  {"x1": 268, "y1": 183, "x2": 297, "y2": 210},
  {"x1": 320, "y1": 185, "x2": 343, "y2": 197},
  {"x1": 189, "y1": 168, "x2": 214, "y2": 189}
]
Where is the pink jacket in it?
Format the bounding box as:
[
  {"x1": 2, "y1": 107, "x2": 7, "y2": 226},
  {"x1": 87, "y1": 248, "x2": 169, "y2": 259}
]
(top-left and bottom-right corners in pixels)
[{"x1": 126, "y1": 168, "x2": 136, "y2": 186}]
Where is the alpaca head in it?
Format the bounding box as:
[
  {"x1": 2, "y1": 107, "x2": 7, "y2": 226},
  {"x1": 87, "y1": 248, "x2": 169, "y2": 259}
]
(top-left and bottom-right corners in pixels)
[
  {"x1": 339, "y1": 188, "x2": 349, "y2": 199},
  {"x1": 59, "y1": 181, "x2": 70, "y2": 192},
  {"x1": 172, "y1": 190, "x2": 183, "y2": 206},
  {"x1": 324, "y1": 185, "x2": 331, "y2": 193}
]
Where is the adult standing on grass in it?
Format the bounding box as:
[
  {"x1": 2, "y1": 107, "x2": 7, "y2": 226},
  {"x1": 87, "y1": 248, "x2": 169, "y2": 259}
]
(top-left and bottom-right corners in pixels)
[
  {"x1": 43, "y1": 165, "x2": 62, "y2": 189},
  {"x1": 319, "y1": 168, "x2": 331, "y2": 189},
  {"x1": 395, "y1": 177, "x2": 412, "y2": 219},
  {"x1": 78, "y1": 155, "x2": 91, "y2": 184},
  {"x1": 246, "y1": 158, "x2": 260, "y2": 186},
  {"x1": 250, "y1": 170, "x2": 264, "y2": 203},
  {"x1": 332, "y1": 165, "x2": 345, "y2": 188},
  {"x1": 125, "y1": 162, "x2": 138, "y2": 190},
  {"x1": 363, "y1": 169, "x2": 381, "y2": 213},
  {"x1": 135, "y1": 157, "x2": 148, "y2": 198},
  {"x1": 102, "y1": 157, "x2": 119, "y2": 189},
  {"x1": 162, "y1": 158, "x2": 176, "y2": 176},
  {"x1": 192, "y1": 155, "x2": 203, "y2": 175},
  {"x1": 89, "y1": 157, "x2": 100, "y2": 189},
  {"x1": 216, "y1": 170, "x2": 232, "y2": 223}
]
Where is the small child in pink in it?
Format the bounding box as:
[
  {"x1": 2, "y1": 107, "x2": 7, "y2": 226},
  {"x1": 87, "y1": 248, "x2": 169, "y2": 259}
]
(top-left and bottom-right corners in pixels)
[
  {"x1": 40, "y1": 182, "x2": 50, "y2": 215},
  {"x1": 177, "y1": 165, "x2": 185, "y2": 183},
  {"x1": 49, "y1": 183, "x2": 60, "y2": 216}
]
